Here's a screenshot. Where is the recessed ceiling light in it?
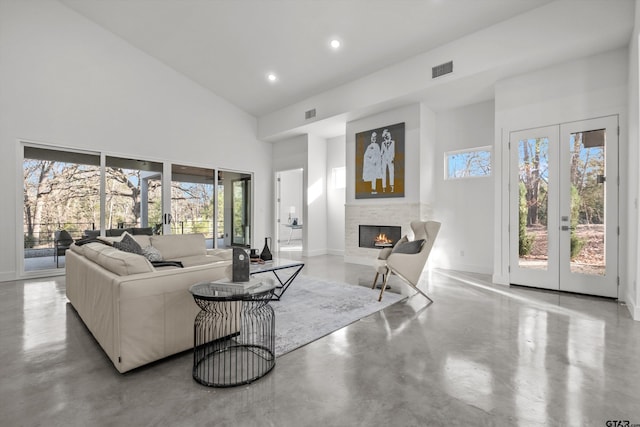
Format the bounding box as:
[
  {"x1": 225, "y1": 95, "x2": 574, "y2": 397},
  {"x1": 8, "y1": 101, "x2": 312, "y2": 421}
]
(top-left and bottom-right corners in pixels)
[
  {"x1": 267, "y1": 73, "x2": 277, "y2": 82},
  {"x1": 330, "y1": 39, "x2": 341, "y2": 49}
]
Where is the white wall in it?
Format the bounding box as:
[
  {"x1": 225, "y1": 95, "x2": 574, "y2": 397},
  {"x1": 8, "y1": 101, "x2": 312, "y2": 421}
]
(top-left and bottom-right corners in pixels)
[
  {"x1": 0, "y1": 0, "x2": 272, "y2": 281},
  {"x1": 493, "y1": 49, "x2": 629, "y2": 296},
  {"x1": 306, "y1": 134, "x2": 328, "y2": 256},
  {"x1": 627, "y1": 0, "x2": 640, "y2": 320},
  {"x1": 432, "y1": 101, "x2": 495, "y2": 274},
  {"x1": 258, "y1": 2, "x2": 633, "y2": 140},
  {"x1": 419, "y1": 104, "x2": 437, "y2": 214},
  {"x1": 326, "y1": 136, "x2": 346, "y2": 255},
  {"x1": 272, "y1": 135, "x2": 308, "y2": 172}
]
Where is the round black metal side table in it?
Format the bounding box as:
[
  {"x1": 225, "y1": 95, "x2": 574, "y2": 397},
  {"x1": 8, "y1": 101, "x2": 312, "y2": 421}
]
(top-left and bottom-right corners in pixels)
[{"x1": 189, "y1": 278, "x2": 276, "y2": 387}]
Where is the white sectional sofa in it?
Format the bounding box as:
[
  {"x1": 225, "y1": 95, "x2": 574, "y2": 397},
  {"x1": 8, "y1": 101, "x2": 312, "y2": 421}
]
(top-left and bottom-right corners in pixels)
[{"x1": 65, "y1": 233, "x2": 234, "y2": 373}]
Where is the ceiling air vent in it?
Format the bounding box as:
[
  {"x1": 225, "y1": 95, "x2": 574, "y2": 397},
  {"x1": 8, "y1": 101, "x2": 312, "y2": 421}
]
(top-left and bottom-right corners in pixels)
[
  {"x1": 432, "y1": 61, "x2": 453, "y2": 79},
  {"x1": 305, "y1": 108, "x2": 316, "y2": 120}
]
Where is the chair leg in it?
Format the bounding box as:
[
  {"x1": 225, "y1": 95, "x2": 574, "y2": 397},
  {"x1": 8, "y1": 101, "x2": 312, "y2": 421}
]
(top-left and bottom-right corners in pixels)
[
  {"x1": 410, "y1": 284, "x2": 434, "y2": 303},
  {"x1": 378, "y1": 273, "x2": 390, "y2": 302},
  {"x1": 371, "y1": 272, "x2": 379, "y2": 289}
]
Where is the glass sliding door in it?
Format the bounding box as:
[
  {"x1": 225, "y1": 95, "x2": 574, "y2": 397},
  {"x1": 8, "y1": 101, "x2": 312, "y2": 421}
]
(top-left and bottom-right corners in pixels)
[
  {"x1": 21, "y1": 145, "x2": 255, "y2": 275},
  {"x1": 105, "y1": 156, "x2": 162, "y2": 232},
  {"x1": 171, "y1": 164, "x2": 216, "y2": 248},
  {"x1": 23, "y1": 146, "x2": 100, "y2": 271},
  {"x1": 217, "y1": 170, "x2": 252, "y2": 248}
]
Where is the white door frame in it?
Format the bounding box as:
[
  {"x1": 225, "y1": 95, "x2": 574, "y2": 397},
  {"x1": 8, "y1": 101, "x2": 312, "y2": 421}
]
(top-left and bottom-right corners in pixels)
[{"x1": 509, "y1": 116, "x2": 619, "y2": 298}]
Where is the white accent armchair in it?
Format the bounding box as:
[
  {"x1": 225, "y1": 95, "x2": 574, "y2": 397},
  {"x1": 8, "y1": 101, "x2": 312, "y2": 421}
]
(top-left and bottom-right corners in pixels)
[{"x1": 372, "y1": 220, "x2": 441, "y2": 302}]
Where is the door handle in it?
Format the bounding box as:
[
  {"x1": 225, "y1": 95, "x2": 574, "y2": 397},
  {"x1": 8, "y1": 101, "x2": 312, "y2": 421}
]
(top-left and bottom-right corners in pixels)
[{"x1": 561, "y1": 225, "x2": 569, "y2": 231}]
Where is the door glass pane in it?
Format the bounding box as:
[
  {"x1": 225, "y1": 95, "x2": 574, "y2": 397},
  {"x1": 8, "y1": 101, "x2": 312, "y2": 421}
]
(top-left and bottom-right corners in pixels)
[
  {"x1": 171, "y1": 165, "x2": 215, "y2": 247},
  {"x1": 105, "y1": 156, "x2": 162, "y2": 231},
  {"x1": 217, "y1": 180, "x2": 224, "y2": 247},
  {"x1": 518, "y1": 138, "x2": 549, "y2": 270},
  {"x1": 568, "y1": 130, "x2": 605, "y2": 275},
  {"x1": 23, "y1": 147, "x2": 100, "y2": 271},
  {"x1": 232, "y1": 178, "x2": 250, "y2": 246}
]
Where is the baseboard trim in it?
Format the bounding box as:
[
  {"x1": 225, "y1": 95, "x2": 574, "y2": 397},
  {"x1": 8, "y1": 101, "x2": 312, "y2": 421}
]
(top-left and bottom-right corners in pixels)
[
  {"x1": 303, "y1": 249, "x2": 328, "y2": 257},
  {"x1": 625, "y1": 293, "x2": 639, "y2": 321},
  {"x1": 327, "y1": 249, "x2": 345, "y2": 256},
  {"x1": 436, "y1": 262, "x2": 492, "y2": 275},
  {"x1": 0, "y1": 271, "x2": 16, "y2": 283},
  {"x1": 492, "y1": 273, "x2": 508, "y2": 286}
]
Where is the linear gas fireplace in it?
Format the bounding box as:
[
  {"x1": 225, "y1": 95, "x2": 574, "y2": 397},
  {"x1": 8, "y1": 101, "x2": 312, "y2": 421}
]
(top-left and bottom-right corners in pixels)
[{"x1": 359, "y1": 225, "x2": 402, "y2": 249}]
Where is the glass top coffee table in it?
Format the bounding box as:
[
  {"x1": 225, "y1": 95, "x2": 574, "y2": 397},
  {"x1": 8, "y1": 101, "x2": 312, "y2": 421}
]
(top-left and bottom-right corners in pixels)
[{"x1": 250, "y1": 257, "x2": 304, "y2": 301}]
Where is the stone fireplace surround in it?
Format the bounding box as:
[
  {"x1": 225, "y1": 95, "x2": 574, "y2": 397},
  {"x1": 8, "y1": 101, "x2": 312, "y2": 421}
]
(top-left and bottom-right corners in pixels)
[{"x1": 345, "y1": 202, "x2": 429, "y2": 265}]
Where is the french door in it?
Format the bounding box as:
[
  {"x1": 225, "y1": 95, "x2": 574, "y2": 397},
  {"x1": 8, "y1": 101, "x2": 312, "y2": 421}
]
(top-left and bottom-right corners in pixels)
[
  {"x1": 231, "y1": 176, "x2": 251, "y2": 247},
  {"x1": 509, "y1": 116, "x2": 618, "y2": 298}
]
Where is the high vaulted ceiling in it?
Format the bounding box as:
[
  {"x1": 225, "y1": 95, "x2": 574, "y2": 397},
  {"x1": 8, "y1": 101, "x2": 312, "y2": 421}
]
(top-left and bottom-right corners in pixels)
[{"x1": 59, "y1": 0, "x2": 563, "y2": 118}]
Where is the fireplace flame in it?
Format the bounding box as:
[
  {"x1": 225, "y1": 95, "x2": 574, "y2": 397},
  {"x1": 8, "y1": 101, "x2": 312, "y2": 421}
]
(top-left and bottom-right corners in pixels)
[{"x1": 374, "y1": 233, "x2": 393, "y2": 247}]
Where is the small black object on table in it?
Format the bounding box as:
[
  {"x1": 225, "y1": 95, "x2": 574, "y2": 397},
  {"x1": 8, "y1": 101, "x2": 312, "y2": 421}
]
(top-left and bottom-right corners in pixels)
[{"x1": 189, "y1": 278, "x2": 276, "y2": 387}]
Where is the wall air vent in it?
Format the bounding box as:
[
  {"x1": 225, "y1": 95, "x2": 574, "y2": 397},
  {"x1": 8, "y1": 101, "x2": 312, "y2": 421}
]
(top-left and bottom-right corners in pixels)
[
  {"x1": 432, "y1": 61, "x2": 453, "y2": 79},
  {"x1": 305, "y1": 108, "x2": 316, "y2": 120}
]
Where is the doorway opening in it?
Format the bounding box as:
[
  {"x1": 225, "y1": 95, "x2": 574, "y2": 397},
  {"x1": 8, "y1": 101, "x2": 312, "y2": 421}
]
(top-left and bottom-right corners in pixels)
[{"x1": 276, "y1": 169, "x2": 303, "y2": 254}]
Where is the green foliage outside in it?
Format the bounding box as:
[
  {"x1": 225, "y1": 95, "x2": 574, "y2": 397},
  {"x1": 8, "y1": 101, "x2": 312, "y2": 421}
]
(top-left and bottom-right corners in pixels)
[
  {"x1": 519, "y1": 182, "x2": 534, "y2": 256},
  {"x1": 24, "y1": 234, "x2": 35, "y2": 249},
  {"x1": 570, "y1": 185, "x2": 585, "y2": 259}
]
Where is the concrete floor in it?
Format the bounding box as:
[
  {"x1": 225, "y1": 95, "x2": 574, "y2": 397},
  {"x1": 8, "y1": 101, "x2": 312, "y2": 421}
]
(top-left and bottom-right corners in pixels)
[{"x1": 1, "y1": 254, "x2": 640, "y2": 426}]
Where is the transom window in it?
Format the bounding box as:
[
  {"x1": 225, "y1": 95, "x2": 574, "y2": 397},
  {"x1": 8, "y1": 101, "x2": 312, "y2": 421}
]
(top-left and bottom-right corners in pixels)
[{"x1": 445, "y1": 146, "x2": 492, "y2": 180}]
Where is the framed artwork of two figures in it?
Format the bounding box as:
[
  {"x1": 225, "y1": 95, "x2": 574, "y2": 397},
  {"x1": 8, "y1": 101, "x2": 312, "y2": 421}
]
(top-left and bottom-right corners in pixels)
[{"x1": 355, "y1": 122, "x2": 405, "y2": 199}]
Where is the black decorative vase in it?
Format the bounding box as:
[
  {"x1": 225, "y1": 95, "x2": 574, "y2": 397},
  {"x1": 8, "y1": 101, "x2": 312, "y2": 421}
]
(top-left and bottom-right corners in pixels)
[{"x1": 260, "y1": 237, "x2": 272, "y2": 261}]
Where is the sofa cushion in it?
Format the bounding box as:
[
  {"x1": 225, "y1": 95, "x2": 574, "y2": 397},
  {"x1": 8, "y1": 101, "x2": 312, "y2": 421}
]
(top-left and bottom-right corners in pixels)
[
  {"x1": 391, "y1": 238, "x2": 425, "y2": 254},
  {"x1": 150, "y1": 234, "x2": 206, "y2": 260},
  {"x1": 132, "y1": 234, "x2": 151, "y2": 248},
  {"x1": 113, "y1": 233, "x2": 143, "y2": 255},
  {"x1": 83, "y1": 242, "x2": 154, "y2": 276},
  {"x1": 142, "y1": 245, "x2": 163, "y2": 262}
]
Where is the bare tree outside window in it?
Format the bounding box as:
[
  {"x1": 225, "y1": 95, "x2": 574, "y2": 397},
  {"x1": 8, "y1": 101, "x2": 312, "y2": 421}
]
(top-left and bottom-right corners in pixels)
[{"x1": 445, "y1": 147, "x2": 492, "y2": 179}]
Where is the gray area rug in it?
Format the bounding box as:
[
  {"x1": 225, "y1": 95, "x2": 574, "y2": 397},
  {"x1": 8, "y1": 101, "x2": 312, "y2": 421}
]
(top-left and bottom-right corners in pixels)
[{"x1": 266, "y1": 275, "x2": 405, "y2": 356}]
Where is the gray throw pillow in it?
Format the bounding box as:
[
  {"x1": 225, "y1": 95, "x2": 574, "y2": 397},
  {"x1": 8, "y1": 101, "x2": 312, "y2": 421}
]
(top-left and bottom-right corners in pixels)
[
  {"x1": 391, "y1": 239, "x2": 425, "y2": 254},
  {"x1": 113, "y1": 233, "x2": 143, "y2": 255},
  {"x1": 142, "y1": 245, "x2": 163, "y2": 262}
]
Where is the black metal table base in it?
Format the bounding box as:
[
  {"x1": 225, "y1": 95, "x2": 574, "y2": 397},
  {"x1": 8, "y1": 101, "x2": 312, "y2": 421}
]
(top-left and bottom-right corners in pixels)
[
  {"x1": 253, "y1": 264, "x2": 304, "y2": 301},
  {"x1": 193, "y1": 342, "x2": 275, "y2": 387},
  {"x1": 192, "y1": 299, "x2": 275, "y2": 387}
]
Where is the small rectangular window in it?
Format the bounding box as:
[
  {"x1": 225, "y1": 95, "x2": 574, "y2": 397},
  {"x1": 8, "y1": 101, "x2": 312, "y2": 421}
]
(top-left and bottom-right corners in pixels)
[
  {"x1": 445, "y1": 146, "x2": 492, "y2": 180},
  {"x1": 332, "y1": 166, "x2": 346, "y2": 189}
]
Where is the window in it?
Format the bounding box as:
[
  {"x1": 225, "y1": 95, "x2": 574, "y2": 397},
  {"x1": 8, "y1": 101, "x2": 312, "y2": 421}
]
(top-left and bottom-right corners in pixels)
[
  {"x1": 445, "y1": 146, "x2": 492, "y2": 179},
  {"x1": 332, "y1": 166, "x2": 346, "y2": 189}
]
